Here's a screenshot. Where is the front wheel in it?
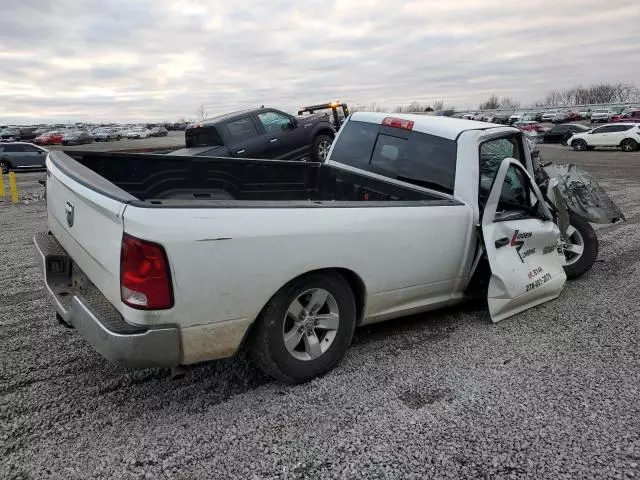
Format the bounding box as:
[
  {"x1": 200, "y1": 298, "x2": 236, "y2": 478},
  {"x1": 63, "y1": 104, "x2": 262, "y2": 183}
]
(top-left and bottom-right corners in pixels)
[
  {"x1": 621, "y1": 139, "x2": 638, "y2": 152},
  {"x1": 561, "y1": 214, "x2": 599, "y2": 279},
  {"x1": 572, "y1": 139, "x2": 587, "y2": 151},
  {"x1": 250, "y1": 272, "x2": 356, "y2": 384},
  {"x1": 312, "y1": 134, "x2": 333, "y2": 162},
  {"x1": 0, "y1": 160, "x2": 10, "y2": 174}
]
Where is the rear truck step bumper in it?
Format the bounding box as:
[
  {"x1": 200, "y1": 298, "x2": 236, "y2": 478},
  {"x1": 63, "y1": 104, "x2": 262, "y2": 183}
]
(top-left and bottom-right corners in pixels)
[{"x1": 33, "y1": 231, "x2": 181, "y2": 369}]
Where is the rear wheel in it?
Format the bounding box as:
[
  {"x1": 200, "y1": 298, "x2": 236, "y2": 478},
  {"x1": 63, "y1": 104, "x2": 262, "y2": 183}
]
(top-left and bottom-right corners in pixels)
[
  {"x1": 0, "y1": 160, "x2": 10, "y2": 174},
  {"x1": 312, "y1": 134, "x2": 333, "y2": 162},
  {"x1": 561, "y1": 214, "x2": 599, "y2": 279},
  {"x1": 621, "y1": 139, "x2": 638, "y2": 152},
  {"x1": 572, "y1": 139, "x2": 587, "y2": 151},
  {"x1": 250, "y1": 272, "x2": 356, "y2": 384}
]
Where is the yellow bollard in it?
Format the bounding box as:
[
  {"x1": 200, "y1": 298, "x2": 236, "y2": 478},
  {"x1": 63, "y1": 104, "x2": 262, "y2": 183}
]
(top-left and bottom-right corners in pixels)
[
  {"x1": 0, "y1": 171, "x2": 5, "y2": 198},
  {"x1": 8, "y1": 171, "x2": 19, "y2": 204}
]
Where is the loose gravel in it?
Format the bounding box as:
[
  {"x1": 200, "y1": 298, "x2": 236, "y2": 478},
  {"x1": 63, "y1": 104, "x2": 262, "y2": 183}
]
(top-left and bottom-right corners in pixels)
[{"x1": 1, "y1": 147, "x2": 640, "y2": 479}]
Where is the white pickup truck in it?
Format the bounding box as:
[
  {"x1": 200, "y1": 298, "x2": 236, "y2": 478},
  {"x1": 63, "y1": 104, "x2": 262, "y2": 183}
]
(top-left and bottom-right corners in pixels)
[{"x1": 35, "y1": 113, "x2": 571, "y2": 383}]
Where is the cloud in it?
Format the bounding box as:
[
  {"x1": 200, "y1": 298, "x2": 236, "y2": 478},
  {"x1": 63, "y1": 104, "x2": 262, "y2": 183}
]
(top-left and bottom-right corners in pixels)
[{"x1": 0, "y1": 0, "x2": 639, "y2": 123}]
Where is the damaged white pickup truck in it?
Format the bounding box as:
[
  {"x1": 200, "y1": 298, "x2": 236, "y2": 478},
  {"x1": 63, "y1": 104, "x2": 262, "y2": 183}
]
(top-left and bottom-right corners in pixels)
[{"x1": 35, "y1": 113, "x2": 602, "y2": 383}]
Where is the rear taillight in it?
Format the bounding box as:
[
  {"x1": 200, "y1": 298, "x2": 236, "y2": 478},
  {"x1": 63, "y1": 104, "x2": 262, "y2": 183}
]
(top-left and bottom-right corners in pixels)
[
  {"x1": 120, "y1": 233, "x2": 173, "y2": 310},
  {"x1": 382, "y1": 117, "x2": 414, "y2": 130}
]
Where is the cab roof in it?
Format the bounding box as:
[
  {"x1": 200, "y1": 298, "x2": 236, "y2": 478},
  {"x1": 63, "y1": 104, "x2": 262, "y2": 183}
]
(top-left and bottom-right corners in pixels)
[
  {"x1": 188, "y1": 108, "x2": 270, "y2": 129},
  {"x1": 349, "y1": 112, "x2": 508, "y2": 141}
]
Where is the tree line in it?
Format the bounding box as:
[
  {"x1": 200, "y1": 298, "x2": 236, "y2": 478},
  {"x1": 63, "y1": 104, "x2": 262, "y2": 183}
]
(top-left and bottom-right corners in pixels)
[{"x1": 351, "y1": 81, "x2": 640, "y2": 115}]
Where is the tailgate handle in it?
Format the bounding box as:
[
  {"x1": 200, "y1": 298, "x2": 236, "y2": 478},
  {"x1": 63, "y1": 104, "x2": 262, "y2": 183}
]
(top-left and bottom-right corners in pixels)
[{"x1": 495, "y1": 237, "x2": 510, "y2": 248}]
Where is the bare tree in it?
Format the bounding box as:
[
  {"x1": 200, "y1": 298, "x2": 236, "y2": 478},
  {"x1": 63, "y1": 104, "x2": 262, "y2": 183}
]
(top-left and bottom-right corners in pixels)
[
  {"x1": 362, "y1": 102, "x2": 387, "y2": 113},
  {"x1": 196, "y1": 104, "x2": 208, "y2": 121},
  {"x1": 543, "y1": 89, "x2": 563, "y2": 106},
  {"x1": 406, "y1": 101, "x2": 424, "y2": 112},
  {"x1": 536, "y1": 82, "x2": 639, "y2": 107},
  {"x1": 499, "y1": 97, "x2": 521, "y2": 110},
  {"x1": 433, "y1": 98, "x2": 445, "y2": 112},
  {"x1": 479, "y1": 95, "x2": 500, "y2": 110}
]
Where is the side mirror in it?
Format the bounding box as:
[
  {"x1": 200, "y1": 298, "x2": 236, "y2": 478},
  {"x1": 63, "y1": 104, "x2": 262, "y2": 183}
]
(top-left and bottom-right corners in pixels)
[{"x1": 289, "y1": 118, "x2": 298, "y2": 129}]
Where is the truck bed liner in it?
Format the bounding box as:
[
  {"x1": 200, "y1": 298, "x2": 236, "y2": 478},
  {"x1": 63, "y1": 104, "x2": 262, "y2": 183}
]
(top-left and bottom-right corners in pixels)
[{"x1": 58, "y1": 151, "x2": 460, "y2": 208}]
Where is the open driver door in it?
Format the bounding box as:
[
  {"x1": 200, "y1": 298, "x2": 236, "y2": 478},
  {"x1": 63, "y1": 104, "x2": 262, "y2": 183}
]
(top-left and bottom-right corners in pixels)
[{"x1": 482, "y1": 158, "x2": 567, "y2": 322}]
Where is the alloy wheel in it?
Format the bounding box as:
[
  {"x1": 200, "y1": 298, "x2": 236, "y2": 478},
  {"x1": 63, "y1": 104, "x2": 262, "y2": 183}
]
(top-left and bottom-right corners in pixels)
[{"x1": 282, "y1": 288, "x2": 340, "y2": 361}]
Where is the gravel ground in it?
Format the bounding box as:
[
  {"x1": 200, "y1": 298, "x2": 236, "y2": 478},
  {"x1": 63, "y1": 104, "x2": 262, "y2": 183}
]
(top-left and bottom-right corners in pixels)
[{"x1": 1, "y1": 146, "x2": 639, "y2": 479}]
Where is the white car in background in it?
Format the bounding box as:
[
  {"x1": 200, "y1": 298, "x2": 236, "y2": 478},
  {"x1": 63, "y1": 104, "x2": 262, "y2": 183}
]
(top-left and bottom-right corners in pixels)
[
  {"x1": 126, "y1": 127, "x2": 150, "y2": 139},
  {"x1": 541, "y1": 110, "x2": 559, "y2": 122},
  {"x1": 590, "y1": 109, "x2": 612, "y2": 123},
  {"x1": 567, "y1": 123, "x2": 640, "y2": 152},
  {"x1": 462, "y1": 112, "x2": 482, "y2": 120}
]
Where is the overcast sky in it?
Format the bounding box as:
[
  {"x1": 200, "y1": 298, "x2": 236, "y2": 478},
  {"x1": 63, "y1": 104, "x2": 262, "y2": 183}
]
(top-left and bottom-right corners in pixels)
[{"x1": 1, "y1": 0, "x2": 639, "y2": 123}]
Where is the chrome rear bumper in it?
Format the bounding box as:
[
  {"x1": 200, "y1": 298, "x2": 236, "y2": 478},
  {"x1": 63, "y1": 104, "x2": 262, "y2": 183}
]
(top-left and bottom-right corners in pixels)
[{"x1": 33, "y1": 232, "x2": 180, "y2": 369}]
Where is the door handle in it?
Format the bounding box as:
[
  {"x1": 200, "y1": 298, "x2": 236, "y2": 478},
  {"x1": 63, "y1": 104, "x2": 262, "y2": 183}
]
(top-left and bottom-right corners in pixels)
[
  {"x1": 494, "y1": 237, "x2": 510, "y2": 248},
  {"x1": 236, "y1": 149, "x2": 245, "y2": 154},
  {"x1": 269, "y1": 138, "x2": 278, "y2": 143}
]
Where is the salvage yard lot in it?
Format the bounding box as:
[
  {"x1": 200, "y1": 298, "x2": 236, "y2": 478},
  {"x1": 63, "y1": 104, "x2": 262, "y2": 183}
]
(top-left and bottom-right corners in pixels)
[
  {"x1": 46, "y1": 130, "x2": 185, "y2": 153},
  {"x1": 1, "y1": 147, "x2": 640, "y2": 479}
]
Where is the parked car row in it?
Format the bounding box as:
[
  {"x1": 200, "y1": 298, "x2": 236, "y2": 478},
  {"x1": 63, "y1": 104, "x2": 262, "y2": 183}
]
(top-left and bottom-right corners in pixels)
[{"x1": 460, "y1": 106, "x2": 639, "y2": 126}]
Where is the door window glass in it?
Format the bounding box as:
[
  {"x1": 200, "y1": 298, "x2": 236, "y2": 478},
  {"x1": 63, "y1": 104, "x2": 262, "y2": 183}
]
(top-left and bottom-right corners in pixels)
[
  {"x1": 498, "y1": 165, "x2": 529, "y2": 210},
  {"x1": 22, "y1": 145, "x2": 42, "y2": 153},
  {"x1": 3, "y1": 144, "x2": 25, "y2": 152},
  {"x1": 226, "y1": 117, "x2": 259, "y2": 143},
  {"x1": 479, "y1": 135, "x2": 524, "y2": 205},
  {"x1": 258, "y1": 112, "x2": 292, "y2": 133}
]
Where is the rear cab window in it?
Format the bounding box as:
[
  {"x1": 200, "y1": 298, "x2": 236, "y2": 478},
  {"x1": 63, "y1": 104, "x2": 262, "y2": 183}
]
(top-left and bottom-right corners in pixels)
[
  {"x1": 329, "y1": 120, "x2": 457, "y2": 194},
  {"x1": 185, "y1": 126, "x2": 224, "y2": 148}
]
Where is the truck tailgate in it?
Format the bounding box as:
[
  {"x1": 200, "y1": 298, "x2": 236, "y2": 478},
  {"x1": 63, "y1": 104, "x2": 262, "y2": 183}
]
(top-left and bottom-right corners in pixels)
[{"x1": 45, "y1": 154, "x2": 127, "y2": 311}]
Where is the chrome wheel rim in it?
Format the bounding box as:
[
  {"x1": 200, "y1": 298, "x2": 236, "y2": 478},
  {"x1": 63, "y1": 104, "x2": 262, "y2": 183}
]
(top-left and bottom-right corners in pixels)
[
  {"x1": 562, "y1": 225, "x2": 584, "y2": 265},
  {"x1": 282, "y1": 288, "x2": 340, "y2": 361},
  {"x1": 317, "y1": 140, "x2": 331, "y2": 161}
]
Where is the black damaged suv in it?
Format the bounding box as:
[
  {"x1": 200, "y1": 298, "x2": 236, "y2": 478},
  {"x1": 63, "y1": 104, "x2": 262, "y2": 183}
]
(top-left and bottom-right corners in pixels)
[{"x1": 175, "y1": 107, "x2": 336, "y2": 162}]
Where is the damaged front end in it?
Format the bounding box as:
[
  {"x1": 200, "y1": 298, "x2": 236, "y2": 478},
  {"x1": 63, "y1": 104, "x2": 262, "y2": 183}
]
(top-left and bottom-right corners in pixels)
[{"x1": 541, "y1": 164, "x2": 625, "y2": 225}]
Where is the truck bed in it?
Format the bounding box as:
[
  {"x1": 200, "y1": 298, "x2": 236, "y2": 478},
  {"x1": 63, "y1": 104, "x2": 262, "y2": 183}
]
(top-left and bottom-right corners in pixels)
[{"x1": 59, "y1": 151, "x2": 457, "y2": 207}]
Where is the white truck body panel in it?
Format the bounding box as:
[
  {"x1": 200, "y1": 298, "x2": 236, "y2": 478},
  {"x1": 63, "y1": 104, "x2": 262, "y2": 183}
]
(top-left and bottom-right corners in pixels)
[{"x1": 122, "y1": 201, "x2": 475, "y2": 329}]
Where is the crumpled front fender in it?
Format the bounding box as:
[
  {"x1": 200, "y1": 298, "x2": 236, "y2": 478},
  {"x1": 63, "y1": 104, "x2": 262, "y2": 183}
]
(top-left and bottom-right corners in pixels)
[{"x1": 543, "y1": 164, "x2": 625, "y2": 224}]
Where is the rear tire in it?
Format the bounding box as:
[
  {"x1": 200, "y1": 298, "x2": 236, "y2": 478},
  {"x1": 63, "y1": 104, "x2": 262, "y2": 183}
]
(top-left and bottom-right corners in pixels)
[
  {"x1": 572, "y1": 139, "x2": 587, "y2": 151},
  {"x1": 621, "y1": 139, "x2": 638, "y2": 152},
  {"x1": 0, "y1": 160, "x2": 10, "y2": 174},
  {"x1": 249, "y1": 272, "x2": 356, "y2": 384},
  {"x1": 562, "y1": 214, "x2": 599, "y2": 279},
  {"x1": 312, "y1": 134, "x2": 333, "y2": 162}
]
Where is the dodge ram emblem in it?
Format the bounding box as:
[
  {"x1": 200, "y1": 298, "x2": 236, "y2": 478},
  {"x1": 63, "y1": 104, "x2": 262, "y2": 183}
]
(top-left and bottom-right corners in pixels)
[{"x1": 65, "y1": 201, "x2": 74, "y2": 227}]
